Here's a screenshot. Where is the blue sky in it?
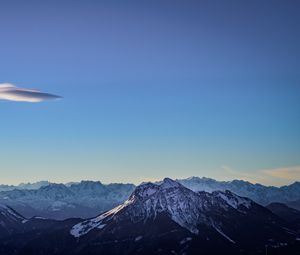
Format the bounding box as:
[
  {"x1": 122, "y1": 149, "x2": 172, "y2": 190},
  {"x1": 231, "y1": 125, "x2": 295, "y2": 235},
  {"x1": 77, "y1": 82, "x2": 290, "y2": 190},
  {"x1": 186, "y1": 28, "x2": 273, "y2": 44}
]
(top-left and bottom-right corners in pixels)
[{"x1": 0, "y1": 0, "x2": 299, "y2": 186}]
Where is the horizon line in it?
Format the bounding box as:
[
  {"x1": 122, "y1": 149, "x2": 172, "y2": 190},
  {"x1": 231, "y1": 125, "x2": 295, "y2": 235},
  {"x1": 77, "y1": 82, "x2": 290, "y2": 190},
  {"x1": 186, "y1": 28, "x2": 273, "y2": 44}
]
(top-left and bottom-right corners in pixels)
[{"x1": 1, "y1": 176, "x2": 299, "y2": 189}]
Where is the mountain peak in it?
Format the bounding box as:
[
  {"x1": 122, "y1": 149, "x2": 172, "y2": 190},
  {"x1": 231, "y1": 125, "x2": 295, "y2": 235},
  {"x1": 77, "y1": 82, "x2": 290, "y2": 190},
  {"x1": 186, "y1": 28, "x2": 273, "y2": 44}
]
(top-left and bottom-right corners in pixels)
[
  {"x1": 133, "y1": 179, "x2": 183, "y2": 199},
  {"x1": 79, "y1": 180, "x2": 102, "y2": 185},
  {"x1": 132, "y1": 182, "x2": 158, "y2": 199},
  {"x1": 70, "y1": 178, "x2": 284, "y2": 245},
  {"x1": 160, "y1": 178, "x2": 181, "y2": 189}
]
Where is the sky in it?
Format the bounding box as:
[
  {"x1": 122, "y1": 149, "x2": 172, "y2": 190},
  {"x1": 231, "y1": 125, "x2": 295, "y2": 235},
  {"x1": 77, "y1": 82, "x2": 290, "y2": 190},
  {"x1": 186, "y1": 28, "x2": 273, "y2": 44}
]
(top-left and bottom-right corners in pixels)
[{"x1": 0, "y1": 0, "x2": 300, "y2": 186}]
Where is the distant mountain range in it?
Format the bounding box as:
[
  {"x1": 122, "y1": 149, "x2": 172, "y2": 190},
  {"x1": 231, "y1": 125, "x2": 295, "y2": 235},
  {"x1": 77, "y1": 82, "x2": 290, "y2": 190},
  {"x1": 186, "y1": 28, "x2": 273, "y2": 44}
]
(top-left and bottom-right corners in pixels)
[
  {"x1": 0, "y1": 181, "x2": 135, "y2": 219},
  {"x1": 177, "y1": 177, "x2": 300, "y2": 210},
  {"x1": 0, "y1": 181, "x2": 50, "y2": 192},
  {"x1": 0, "y1": 177, "x2": 299, "y2": 220},
  {"x1": 0, "y1": 178, "x2": 299, "y2": 255}
]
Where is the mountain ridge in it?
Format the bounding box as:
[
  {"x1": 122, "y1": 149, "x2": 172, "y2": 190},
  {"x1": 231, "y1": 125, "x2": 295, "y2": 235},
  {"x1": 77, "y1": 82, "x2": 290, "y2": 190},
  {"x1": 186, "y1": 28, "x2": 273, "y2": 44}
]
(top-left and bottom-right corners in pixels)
[
  {"x1": 1, "y1": 177, "x2": 299, "y2": 190},
  {"x1": 0, "y1": 177, "x2": 299, "y2": 220}
]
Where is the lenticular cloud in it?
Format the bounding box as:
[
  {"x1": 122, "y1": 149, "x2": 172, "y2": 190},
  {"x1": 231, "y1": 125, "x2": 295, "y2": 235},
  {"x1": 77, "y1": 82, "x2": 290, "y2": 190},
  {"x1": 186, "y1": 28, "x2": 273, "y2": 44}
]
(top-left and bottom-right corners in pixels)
[{"x1": 0, "y1": 83, "x2": 62, "y2": 103}]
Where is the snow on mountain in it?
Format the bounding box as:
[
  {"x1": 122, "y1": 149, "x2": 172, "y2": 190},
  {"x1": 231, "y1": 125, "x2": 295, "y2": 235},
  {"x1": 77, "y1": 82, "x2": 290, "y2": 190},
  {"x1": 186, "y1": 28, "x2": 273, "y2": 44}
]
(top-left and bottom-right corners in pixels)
[
  {"x1": 70, "y1": 178, "x2": 258, "y2": 239},
  {"x1": 66, "y1": 178, "x2": 299, "y2": 255},
  {"x1": 0, "y1": 181, "x2": 135, "y2": 220},
  {"x1": 214, "y1": 190, "x2": 252, "y2": 209},
  {"x1": 0, "y1": 181, "x2": 50, "y2": 192},
  {"x1": 0, "y1": 204, "x2": 24, "y2": 222},
  {"x1": 1, "y1": 177, "x2": 300, "y2": 220},
  {"x1": 178, "y1": 177, "x2": 300, "y2": 207},
  {"x1": 0, "y1": 204, "x2": 25, "y2": 237},
  {"x1": 1, "y1": 180, "x2": 299, "y2": 255}
]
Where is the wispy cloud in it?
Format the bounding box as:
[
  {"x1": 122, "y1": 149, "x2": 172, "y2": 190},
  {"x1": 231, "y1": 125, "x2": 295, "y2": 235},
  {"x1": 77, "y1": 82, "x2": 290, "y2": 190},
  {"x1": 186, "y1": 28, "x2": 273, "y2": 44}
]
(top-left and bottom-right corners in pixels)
[
  {"x1": 262, "y1": 166, "x2": 300, "y2": 181},
  {"x1": 221, "y1": 165, "x2": 300, "y2": 186},
  {"x1": 0, "y1": 83, "x2": 62, "y2": 103}
]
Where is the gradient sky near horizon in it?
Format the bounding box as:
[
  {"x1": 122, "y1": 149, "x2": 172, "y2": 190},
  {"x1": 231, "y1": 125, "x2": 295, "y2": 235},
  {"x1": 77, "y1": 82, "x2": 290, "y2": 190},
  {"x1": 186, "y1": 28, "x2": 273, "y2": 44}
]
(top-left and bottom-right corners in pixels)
[{"x1": 0, "y1": 0, "x2": 300, "y2": 186}]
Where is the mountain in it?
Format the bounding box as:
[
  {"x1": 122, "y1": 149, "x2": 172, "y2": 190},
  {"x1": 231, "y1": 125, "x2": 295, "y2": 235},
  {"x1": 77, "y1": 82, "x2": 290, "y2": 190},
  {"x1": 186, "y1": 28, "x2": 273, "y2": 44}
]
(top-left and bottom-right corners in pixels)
[
  {"x1": 178, "y1": 177, "x2": 300, "y2": 209},
  {"x1": 0, "y1": 181, "x2": 50, "y2": 192},
  {"x1": 267, "y1": 203, "x2": 300, "y2": 222},
  {"x1": 287, "y1": 199, "x2": 300, "y2": 211},
  {"x1": 0, "y1": 204, "x2": 25, "y2": 237},
  {"x1": 1, "y1": 177, "x2": 300, "y2": 220},
  {"x1": 267, "y1": 203, "x2": 300, "y2": 231},
  {"x1": 0, "y1": 203, "x2": 81, "y2": 254},
  {"x1": 1, "y1": 179, "x2": 300, "y2": 254},
  {"x1": 0, "y1": 181, "x2": 135, "y2": 220},
  {"x1": 65, "y1": 178, "x2": 299, "y2": 254}
]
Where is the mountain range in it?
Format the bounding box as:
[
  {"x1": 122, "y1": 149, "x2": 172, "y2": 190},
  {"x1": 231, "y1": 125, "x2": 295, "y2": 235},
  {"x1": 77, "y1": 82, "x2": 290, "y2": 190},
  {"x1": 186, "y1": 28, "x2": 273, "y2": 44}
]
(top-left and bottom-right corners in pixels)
[
  {"x1": 177, "y1": 177, "x2": 300, "y2": 209},
  {"x1": 0, "y1": 177, "x2": 299, "y2": 220},
  {"x1": 0, "y1": 181, "x2": 134, "y2": 219},
  {"x1": 0, "y1": 178, "x2": 299, "y2": 255},
  {"x1": 0, "y1": 181, "x2": 51, "y2": 192}
]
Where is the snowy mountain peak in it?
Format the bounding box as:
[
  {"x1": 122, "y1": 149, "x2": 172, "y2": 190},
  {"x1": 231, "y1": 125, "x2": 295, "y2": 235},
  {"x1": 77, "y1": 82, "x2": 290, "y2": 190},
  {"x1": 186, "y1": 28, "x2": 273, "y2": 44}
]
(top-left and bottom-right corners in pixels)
[
  {"x1": 160, "y1": 177, "x2": 182, "y2": 189},
  {"x1": 132, "y1": 178, "x2": 182, "y2": 199},
  {"x1": 213, "y1": 190, "x2": 252, "y2": 209},
  {"x1": 132, "y1": 182, "x2": 158, "y2": 199},
  {"x1": 70, "y1": 179, "x2": 259, "y2": 238}
]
